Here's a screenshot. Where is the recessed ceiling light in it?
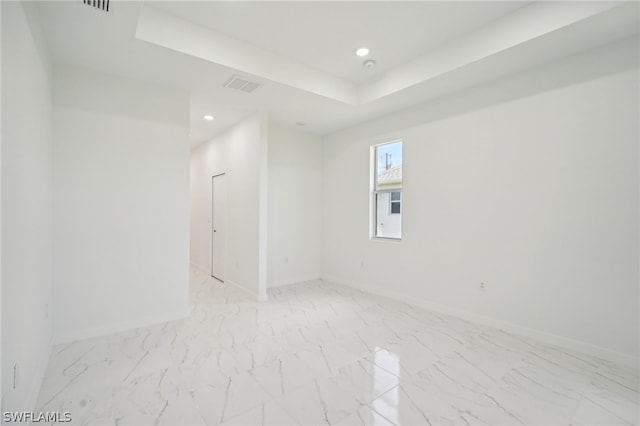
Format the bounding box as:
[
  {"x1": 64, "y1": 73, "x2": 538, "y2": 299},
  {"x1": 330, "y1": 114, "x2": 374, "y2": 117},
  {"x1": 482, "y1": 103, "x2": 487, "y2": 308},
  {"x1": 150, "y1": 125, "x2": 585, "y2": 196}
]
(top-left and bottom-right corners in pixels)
[
  {"x1": 355, "y1": 47, "x2": 370, "y2": 57},
  {"x1": 204, "y1": 115, "x2": 215, "y2": 121},
  {"x1": 363, "y1": 59, "x2": 376, "y2": 69}
]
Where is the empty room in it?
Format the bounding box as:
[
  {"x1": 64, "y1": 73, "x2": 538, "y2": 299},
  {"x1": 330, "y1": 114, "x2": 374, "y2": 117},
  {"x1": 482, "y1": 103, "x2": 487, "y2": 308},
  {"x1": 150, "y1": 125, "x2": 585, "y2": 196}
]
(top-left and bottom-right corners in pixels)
[{"x1": 1, "y1": 1, "x2": 638, "y2": 425}]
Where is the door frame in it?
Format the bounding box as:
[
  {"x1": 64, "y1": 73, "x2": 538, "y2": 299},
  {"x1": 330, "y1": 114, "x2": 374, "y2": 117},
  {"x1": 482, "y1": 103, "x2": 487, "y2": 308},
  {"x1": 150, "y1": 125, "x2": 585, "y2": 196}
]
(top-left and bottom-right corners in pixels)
[{"x1": 211, "y1": 172, "x2": 227, "y2": 282}]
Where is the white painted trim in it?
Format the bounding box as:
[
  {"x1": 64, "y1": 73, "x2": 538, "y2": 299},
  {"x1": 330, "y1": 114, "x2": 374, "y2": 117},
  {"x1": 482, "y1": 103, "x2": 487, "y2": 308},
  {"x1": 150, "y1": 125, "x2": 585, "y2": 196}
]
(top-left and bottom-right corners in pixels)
[
  {"x1": 268, "y1": 275, "x2": 322, "y2": 288},
  {"x1": 190, "y1": 261, "x2": 209, "y2": 274},
  {"x1": 192, "y1": 262, "x2": 267, "y2": 301},
  {"x1": 52, "y1": 309, "x2": 190, "y2": 345},
  {"x1": 226, "y1": 279, "x2": 268, "y2": 302},
  {"x1": 322, "y1": 274, "x2": 639, "y2": 368}
]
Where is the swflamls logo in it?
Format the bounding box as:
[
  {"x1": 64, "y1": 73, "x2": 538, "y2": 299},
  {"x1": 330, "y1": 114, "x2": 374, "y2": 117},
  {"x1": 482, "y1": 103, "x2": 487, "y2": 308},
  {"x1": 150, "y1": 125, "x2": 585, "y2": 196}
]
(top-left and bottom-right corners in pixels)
[{"x1": 3, "y1": 411, "x2": 72, "y2": 423}]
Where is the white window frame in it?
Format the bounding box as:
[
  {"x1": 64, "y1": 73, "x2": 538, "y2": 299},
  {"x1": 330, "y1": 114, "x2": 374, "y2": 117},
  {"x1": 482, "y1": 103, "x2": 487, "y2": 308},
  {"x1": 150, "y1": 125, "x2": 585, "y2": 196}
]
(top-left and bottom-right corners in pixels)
[{"x1": 370, "y1": 140, "x2": 403, "y2": 241}]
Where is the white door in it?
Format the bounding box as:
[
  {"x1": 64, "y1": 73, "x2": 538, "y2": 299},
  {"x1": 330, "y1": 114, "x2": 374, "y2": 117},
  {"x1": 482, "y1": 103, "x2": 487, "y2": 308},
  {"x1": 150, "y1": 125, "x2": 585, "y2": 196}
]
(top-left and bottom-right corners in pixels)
[{"x1": 211, "y1": 174, "x2": 227, "y2": 281}]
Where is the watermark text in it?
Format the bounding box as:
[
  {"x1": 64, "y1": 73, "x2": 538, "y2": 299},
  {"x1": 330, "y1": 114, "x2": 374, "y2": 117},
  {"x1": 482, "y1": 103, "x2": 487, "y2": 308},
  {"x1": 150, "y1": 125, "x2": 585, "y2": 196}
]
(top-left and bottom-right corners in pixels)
[{"x1": 3, "y1": 411, "x2": 72, "y2": 423}]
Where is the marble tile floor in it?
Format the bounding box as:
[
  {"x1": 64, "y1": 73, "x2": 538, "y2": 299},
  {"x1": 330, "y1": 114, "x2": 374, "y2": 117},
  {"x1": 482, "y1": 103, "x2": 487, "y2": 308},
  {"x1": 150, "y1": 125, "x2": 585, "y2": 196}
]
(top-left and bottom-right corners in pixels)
[{"x1": 36, "y1": 267, "x2": 639, "y2": 426}]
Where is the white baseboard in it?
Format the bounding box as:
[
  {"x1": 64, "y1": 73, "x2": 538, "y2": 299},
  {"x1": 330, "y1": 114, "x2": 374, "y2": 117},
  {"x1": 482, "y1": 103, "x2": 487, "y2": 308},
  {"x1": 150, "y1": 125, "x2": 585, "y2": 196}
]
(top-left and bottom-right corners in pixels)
[
  {"x1": 268, "y1": 275, "x2": 322, "y2": 288},
  {"x1": 322, "y1": 274, "x2": 638, "y2": 369},
  {"x1": 190, "y1": 261, "x2": 209, "y2": 274},
  {"x1": 190, "y1": 262, "x2": 268, "y2": 302},
  {"x1": 52, "y1": 309, "x2": 190, "y2": 345},
  {"x1": 226, "y1": 279, "x2": 268, "y2": 302}
]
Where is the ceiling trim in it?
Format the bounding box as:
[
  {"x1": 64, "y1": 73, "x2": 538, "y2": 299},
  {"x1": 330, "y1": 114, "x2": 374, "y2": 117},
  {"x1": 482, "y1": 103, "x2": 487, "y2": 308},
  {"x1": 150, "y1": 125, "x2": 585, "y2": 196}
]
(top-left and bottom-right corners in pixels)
[
  {"x1": 135, "y1": 1, "x2": 625, "y2": 108},
  {"x1": 359, "y1": 1, "x2": 622, "y2": 103},
  {"x1": 135, "y1": 4, "x2": 359, "y2": 105}
]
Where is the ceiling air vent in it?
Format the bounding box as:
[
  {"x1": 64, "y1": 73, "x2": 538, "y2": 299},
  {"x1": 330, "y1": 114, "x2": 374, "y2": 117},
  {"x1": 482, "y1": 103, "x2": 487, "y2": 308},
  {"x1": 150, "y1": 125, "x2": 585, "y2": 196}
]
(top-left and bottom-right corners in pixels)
[
  {"x1": 223, "y1": 75, "x2": 261, "y2": 94},
  {"x1": 83, "y1": 0, "x2": 110, "y2": 12}
]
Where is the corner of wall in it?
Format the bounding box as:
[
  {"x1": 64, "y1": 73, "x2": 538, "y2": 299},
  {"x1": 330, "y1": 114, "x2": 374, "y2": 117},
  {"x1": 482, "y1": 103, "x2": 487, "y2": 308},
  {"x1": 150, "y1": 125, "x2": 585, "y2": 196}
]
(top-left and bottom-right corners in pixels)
[
  {"x1": 265, "y1": 121, "x2": 323, "y2": 290},
  {"x1": 258, "y1": 112, "x2": 269, "y2": 301},
  {"x1": 1, "y1": 0, "x2": 4, "y2": 412},
  {"x1": 1, "y1": 0, "x2": 55, "y2": 414}
]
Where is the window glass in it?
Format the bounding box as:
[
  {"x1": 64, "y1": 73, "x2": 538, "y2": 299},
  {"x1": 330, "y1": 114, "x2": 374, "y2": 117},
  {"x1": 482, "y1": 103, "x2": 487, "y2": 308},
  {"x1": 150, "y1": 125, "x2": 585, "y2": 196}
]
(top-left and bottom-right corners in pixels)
[{"x1": 373, "y1": 141, "x2": 402, "y2": 239}]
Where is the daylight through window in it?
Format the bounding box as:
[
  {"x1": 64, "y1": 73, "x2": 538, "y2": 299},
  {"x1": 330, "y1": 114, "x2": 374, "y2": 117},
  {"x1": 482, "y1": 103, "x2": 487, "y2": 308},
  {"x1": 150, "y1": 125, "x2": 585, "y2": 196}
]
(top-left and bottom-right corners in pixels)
[{"x1": 372, "y1": 140, "x2": 402, "y2": 239}]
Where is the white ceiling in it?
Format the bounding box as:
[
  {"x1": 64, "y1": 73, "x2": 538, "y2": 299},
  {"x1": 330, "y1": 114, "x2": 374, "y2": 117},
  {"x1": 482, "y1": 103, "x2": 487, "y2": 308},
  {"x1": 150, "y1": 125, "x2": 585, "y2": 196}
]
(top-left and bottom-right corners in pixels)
[
  {"x1": 149, "y1": 1, "x2": 528, "y2": 84},
  {"x1": 35, "y1": 1, "x2": 639, "y2": 146}
]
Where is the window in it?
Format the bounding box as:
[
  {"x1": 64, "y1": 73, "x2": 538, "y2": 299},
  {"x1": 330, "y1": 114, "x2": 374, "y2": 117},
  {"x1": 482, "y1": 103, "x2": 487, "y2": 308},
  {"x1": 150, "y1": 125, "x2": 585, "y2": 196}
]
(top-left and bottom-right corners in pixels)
[
  {"x1": 372, "y1": 140, "x2": 402, "y2": 239},
  {"x1": 390, "y1": 192, "x2": 401, "y2": 214}
]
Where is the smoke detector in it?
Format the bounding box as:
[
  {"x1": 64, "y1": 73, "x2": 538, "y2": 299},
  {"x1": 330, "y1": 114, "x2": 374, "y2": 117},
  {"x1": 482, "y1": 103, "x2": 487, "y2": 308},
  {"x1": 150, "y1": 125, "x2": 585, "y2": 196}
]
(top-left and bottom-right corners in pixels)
[
  {"x1": 223, "y1": 75, "x2": 262, "y2": 93},
  {"x1": 363, "y1": 59, "x2": 376, "y2": 69}
]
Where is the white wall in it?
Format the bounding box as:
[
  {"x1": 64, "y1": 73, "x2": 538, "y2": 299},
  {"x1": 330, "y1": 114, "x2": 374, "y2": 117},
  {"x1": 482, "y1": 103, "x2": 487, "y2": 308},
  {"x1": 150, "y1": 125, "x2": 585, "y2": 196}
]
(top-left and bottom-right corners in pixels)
[
  {"x1": 267, "y1": 123, "x2": 322, "y2": 287},
  {"x1": 190, "y1": 113, "x2": 269, "y2": 300},
  {"x1": 322, "y1": 40, "x2": 639, "y2": 364},
  {"x1": 52, "y1": 65, "x2": 191, "y2": 343},
  {"x1": 1, "y1": 2, "x2": 54, "y2": 412},
  {"x1": 1, "y1": 0, "x2": 3, "y2": 410}
]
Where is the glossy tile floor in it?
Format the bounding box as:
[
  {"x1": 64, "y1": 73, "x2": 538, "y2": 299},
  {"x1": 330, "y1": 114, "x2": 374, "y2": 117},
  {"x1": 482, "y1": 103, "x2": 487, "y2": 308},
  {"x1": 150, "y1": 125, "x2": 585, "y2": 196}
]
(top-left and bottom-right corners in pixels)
[{"x1": 36, "y1": 268, "x2": 639, "y2": 425}]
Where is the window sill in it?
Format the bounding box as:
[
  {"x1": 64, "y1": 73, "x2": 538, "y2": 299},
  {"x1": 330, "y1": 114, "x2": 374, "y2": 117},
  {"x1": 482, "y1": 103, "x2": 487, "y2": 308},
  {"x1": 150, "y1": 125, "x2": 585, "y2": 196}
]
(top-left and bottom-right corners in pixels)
[{"x1": 371, "y1": 236, "x2": 402, "y2": 244}]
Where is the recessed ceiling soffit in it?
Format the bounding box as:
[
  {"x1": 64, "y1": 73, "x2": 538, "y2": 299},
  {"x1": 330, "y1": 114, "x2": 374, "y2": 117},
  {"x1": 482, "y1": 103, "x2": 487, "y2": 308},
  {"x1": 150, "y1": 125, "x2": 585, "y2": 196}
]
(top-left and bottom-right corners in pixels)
[{"x1": 134, "y1": 2, "x2": 632, "y2": 106}]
